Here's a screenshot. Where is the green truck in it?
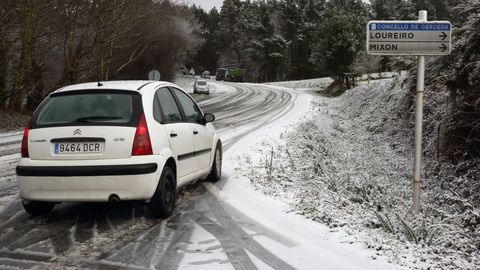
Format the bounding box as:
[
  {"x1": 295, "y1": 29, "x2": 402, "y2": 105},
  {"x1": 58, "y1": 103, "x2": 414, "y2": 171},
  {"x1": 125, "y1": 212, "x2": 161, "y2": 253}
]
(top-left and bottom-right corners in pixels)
[
  {"x1": 216, "y1": 67, "x2": 246, "y2": 82},
  {"x1": 226, "y1": 67, "x2": 246, "y2": 82}
]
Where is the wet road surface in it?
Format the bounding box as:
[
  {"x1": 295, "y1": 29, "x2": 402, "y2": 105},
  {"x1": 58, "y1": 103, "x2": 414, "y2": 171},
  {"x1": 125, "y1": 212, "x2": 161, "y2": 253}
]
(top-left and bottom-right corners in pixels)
[{"x1": 0, "y1": 82, "x2": 297, "y2": 269}]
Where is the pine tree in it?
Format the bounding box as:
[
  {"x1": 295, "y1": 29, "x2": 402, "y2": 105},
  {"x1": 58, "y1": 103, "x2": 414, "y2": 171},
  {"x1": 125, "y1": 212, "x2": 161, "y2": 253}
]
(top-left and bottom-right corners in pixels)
[{"x1": 310, "y1": 0, "x2": 367, "y2": 86}]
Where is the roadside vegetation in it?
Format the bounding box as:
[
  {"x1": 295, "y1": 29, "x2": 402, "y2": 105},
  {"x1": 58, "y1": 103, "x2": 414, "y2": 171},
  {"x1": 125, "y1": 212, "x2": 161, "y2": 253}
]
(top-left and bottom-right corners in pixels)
[
  {"x1": 0, "y1": 0, "x2": 466, "y2": 115},
  {"x1": 190, "y1": 0, "x2": 462, "y2": 84},
  {"x1": 236, "y1": 1, "x2": 480, "y2": 269},
  {"x1": 0, "y1": 0, "x2": 199, "y2": 113}
]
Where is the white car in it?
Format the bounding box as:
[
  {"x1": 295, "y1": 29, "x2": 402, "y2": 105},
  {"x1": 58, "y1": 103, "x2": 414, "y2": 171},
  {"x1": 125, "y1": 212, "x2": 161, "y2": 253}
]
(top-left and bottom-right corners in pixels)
[
  {"x1": 201, "y1": 71, "x2": 211, "y2": 79},
  {"x1": 193, "y1": 80, "x2": 210, "y2": 94},
  {"x1": 16, "y1": 81, "x2": 222, "y2": 217}
]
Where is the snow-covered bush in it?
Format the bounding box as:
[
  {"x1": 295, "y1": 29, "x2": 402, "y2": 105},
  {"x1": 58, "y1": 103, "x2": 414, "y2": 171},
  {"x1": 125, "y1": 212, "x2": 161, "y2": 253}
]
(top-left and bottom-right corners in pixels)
[
  {"x1": 237, "y1": 2, "x2": 480, "y2": 268},
  {"x1": 238, "y1": 78, "x2": 478, "y2": 268}
]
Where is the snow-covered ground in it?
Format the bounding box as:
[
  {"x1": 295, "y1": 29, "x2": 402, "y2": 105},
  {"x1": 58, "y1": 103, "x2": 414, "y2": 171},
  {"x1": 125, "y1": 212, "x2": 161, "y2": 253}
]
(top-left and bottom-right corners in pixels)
[
  {"x1": 264, "y1": 77, "x2": 334, "y2": 91},
  {"x1": 0, "y1": 132, "x2": 22, "y2": 213},
  {"x1": 3, "y1": 76, "x2": 470, "y2": 269},
  {"x1": 232, "y1": 77, "x2": 479, "y2": 269},
  {"x1": 174, "y1": 75, "x2": 197, "y2": 93},
  {"x1": 0, "y1": 78, "x2": 402, "y2": 269},
  {"x1": 202, "y1": 79, "x2": 402, "y2": 269}
]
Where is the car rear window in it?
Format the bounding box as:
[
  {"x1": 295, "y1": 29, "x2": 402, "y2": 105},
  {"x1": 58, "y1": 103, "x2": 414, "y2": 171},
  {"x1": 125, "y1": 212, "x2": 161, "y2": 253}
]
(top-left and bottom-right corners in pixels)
[
  {"x1": 31, "y1": 90, "x2": 142, "y2": 129},
  {"x1": 197, "y1": 81, "x2": 207, "y2": 86}
]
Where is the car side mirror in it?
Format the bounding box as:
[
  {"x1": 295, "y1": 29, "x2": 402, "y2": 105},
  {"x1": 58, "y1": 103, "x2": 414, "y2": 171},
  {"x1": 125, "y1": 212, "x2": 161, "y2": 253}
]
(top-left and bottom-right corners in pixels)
[{"x1": 204, "y1": 113, "x2": 215, "y2": 123}]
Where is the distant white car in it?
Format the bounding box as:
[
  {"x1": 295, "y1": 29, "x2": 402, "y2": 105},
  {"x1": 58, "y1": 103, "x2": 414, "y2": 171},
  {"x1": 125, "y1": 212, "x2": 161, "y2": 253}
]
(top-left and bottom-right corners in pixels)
[
  {"x1": 201, "y1": 71, "x2": 211, "y2": 79},
  {"x1": 193, "y1": 80, "x2": 210, "y2": 94},
  {"x1": 16, "y1": 81, "x2": 222, "y2": 217}
]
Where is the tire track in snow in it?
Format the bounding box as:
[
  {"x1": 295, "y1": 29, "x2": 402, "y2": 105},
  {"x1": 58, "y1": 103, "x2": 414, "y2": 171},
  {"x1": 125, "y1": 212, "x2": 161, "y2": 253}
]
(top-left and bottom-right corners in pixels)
[
  {"x1": 191, "y1": 213, "x2": 258, "y2": 270},
  {"x1": 203, "y1": 84, "x2": 295, "y2": 151},
  {"x1": 0, "y1": 82, "x2": 299, "y2": 269},
  {"x1": 154, "y1": 212, "x2": 194, "y2": 270},
  {"x1": 202, "y1": 191, "x2": 295, "y2": 270}
]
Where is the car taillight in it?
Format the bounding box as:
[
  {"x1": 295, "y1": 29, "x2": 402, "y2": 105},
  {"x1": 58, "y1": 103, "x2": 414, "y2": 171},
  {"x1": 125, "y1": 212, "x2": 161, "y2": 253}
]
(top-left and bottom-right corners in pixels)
[
  {"x1": 21, "y1": 124, "x2": 30, "y2": 158},
  {"x1": 132, "y1": 113, "x2": 153, "y2": 155}
]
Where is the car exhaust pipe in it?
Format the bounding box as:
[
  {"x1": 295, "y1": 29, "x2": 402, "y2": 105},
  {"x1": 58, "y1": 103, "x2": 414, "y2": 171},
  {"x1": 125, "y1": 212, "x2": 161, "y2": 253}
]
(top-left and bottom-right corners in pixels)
[{"x1": 108, "y1": 194, "x2": 120, "y2": 203}]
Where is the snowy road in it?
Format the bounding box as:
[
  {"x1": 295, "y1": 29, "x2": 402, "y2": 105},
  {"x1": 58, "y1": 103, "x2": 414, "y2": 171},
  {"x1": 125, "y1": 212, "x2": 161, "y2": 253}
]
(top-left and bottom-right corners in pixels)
[{"x1": 0, "y1": 82, "x2": 397, "y2": 269}]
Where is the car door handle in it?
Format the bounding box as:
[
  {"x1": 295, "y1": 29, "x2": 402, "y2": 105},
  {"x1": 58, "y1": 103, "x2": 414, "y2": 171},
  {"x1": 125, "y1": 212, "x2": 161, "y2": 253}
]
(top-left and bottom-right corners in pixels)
[
  {"x1": 193, "y1": 131, "x2": 199, "y2": 135},
  {"x1": 170, "y1": 133, "x2": 178, "y2": 138}
]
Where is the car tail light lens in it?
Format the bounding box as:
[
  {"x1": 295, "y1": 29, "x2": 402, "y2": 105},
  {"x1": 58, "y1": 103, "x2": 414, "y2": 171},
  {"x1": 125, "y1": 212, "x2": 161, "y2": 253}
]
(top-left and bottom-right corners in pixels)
[
  {"x1": 21, "y1": 124, "x2": 30, "y2": 158},
  {"x1": 132, "y1": 113, "x2": 153, "y2": 155}
]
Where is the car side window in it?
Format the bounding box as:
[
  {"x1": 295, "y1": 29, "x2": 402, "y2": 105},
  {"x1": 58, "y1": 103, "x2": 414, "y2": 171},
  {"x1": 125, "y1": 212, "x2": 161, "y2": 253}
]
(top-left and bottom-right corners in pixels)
[
  {"x1": 172, "y1": 88, "x2": 204, "y2": 124},
  {"x1": 154, "y1": 88, "x2": 182, "y2": 123}
]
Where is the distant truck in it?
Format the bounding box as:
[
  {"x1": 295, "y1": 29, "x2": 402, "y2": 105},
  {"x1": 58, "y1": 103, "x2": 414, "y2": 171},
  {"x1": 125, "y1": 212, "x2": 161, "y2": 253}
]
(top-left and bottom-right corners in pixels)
[
  {"x1": 215, "y1": 68, "x2": 226, "y2": 81},
  {"x1": 216, "y1": 67, "x2": 246, "y2": 82}
]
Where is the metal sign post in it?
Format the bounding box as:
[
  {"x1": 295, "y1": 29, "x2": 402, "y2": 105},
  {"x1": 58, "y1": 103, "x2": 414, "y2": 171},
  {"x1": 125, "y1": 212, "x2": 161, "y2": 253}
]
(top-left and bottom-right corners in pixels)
[
  {"x1": 367, "y1": 11, "x2": 452, "y2": 214},
  {"x1": 412, "y1": 11, "x2": 427, "y2": 215}
]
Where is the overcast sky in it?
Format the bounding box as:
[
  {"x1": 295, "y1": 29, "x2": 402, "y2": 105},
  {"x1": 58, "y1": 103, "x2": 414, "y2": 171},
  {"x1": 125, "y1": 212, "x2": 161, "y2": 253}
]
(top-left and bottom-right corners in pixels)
[{"x1": 189, "y1": 0, "x2": 224, "y2": 11}]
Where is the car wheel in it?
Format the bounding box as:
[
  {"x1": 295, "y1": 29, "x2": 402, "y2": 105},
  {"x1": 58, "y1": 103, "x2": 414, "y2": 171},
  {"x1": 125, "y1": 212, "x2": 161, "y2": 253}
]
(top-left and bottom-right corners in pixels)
[
  {"x1": 22, "y1": 200, "x2": 55, "y2": 216},
  {"x1": 149, "y1": 166, "x2": 176, "y2": 218},
  {"x1": 207, "y1": 142, "x2": 222, "y2": 182}
]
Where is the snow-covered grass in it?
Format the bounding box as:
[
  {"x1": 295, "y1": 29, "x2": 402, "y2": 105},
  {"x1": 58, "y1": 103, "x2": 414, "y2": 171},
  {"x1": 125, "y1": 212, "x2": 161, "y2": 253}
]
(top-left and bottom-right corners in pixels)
[
  {"x1": 173, "y1": 75, "x2": 197, "y2": 93},
  {"x1": 234, "y1": 78, "x2": 479, "y2": 269},
  {"x1": 216, "y1": 84, "x2": 399, "y2": 269},
  {"x1": 264, "y1": 77, "x2": 334, "y2": 91},
  {"x1": 357, "y1": 71, "x2": 408, "y2": 81}
]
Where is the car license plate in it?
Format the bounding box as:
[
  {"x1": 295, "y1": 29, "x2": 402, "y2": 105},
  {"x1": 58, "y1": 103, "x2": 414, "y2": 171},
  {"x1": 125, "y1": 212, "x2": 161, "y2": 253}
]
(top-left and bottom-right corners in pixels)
[{"x1": 54, "y1": 142, "x2": 103, "y2": 154}]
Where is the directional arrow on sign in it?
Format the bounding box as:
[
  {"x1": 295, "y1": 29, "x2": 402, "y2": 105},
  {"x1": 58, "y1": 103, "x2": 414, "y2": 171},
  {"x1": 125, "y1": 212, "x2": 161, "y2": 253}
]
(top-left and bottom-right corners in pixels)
[
  {"x1": 440, "y1": 32, "x2": 448, "y2": 40},
  {"x1": 439, "y1": 44, "x2": 447, "y2": 52},
  {"x1": 367, "y1": 21, "x2": 452, "y2": 55}
]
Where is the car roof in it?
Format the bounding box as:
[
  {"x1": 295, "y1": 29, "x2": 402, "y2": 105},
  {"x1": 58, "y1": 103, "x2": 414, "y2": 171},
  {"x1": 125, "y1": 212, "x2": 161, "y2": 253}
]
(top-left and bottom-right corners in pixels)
[{"x1": 52, "y1": 80, "x2": 180, "y2": 95}]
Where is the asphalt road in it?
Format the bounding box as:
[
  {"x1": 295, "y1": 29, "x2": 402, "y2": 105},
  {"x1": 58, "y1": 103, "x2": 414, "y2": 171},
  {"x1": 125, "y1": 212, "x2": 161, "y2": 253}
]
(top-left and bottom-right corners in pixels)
[{"x1": 0, "y1": 82, "x2": 298, "y2": 270}]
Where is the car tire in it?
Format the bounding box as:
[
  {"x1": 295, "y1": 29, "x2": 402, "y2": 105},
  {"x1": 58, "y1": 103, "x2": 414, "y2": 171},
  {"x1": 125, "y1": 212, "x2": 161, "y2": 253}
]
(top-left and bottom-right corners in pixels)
[
  {"x1": 207, "y1": 142, "x2": 222, "y2": 182},
  {"x1": 149, "y1": 166, "x2": 176, "y2": 218},
  {"x1": 22, "y1": 201, "x2": 55, "y2": 216}
]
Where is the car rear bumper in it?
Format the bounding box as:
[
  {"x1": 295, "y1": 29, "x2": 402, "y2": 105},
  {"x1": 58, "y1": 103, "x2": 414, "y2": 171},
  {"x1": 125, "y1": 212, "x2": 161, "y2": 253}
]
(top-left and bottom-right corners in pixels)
[
  {"x1": 16, "y1": 163, "x2": 158, "y2": 177},
  {"x1": 16, "y1": 157, "x2": 165, "y2": 202}
]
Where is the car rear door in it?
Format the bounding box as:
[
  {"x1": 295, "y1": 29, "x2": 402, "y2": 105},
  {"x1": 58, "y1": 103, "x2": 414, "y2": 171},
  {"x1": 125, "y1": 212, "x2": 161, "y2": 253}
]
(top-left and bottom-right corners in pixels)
[
  {"x1": 153, "y1": 88, "x2": 196, "y2": 178},
  {"x1": 171, "y1": 88, "x2": 213, "y2": 171},
  {"x1": 27, "y1": 90, "x2": 141, "y2": 161}
]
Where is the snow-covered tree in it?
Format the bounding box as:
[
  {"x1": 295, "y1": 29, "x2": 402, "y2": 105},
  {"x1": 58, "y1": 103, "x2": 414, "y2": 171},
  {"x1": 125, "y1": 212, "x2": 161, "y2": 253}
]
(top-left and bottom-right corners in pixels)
[{"x1": 310, "y1": 0, "x2": 368, "y2": 86}]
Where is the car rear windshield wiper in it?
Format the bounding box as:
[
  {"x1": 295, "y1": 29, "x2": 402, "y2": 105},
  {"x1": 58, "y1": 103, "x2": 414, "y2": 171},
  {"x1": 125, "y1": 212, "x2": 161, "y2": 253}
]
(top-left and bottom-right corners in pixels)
[{"x1": 72, "y1": 116, "x2": 122, "y2": 123}]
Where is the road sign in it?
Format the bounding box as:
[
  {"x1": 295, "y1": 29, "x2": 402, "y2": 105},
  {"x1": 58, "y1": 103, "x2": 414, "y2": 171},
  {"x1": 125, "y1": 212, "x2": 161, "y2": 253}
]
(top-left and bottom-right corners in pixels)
[
  {"x1": 367, "y1": 21, "x2": 452, "y2": 55},
  {"x1": 366, "y1": 11, "x2": 453, "y2": 215},
  {"x1": 148, "y1": 69, "x2": 161, "y2": 81}
]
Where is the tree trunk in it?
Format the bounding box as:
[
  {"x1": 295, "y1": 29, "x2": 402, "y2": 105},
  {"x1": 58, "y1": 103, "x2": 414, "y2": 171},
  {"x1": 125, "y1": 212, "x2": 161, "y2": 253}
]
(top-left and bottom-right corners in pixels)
[
  {"x1": 26, "y1": 58, "x2": 44, "y2": 112},
  {"x1": 8, "y1": 2, "x2": 37, "y2": 112},
  {"x1": 0, "y1": 42, "x2": 7, "y2": 110}
]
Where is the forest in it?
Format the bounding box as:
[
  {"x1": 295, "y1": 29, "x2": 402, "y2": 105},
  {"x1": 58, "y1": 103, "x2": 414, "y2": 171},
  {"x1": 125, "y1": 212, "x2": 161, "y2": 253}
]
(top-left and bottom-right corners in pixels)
[
  {"x1": 0, "y1": 0, "x2": 469, "y2": 112},
  {"x1": 0, "y1": 0, "x2": 198, "y2": 112},
  {"x1": 190, "y1": 0, "x2": 464, "y2": 82}
]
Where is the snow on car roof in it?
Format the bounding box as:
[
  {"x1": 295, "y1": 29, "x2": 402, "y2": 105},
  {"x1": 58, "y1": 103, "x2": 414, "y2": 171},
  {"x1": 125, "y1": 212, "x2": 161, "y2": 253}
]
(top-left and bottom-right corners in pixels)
[{"x1": 52, "y1": 80, "x2": 177, "y2": 94}]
